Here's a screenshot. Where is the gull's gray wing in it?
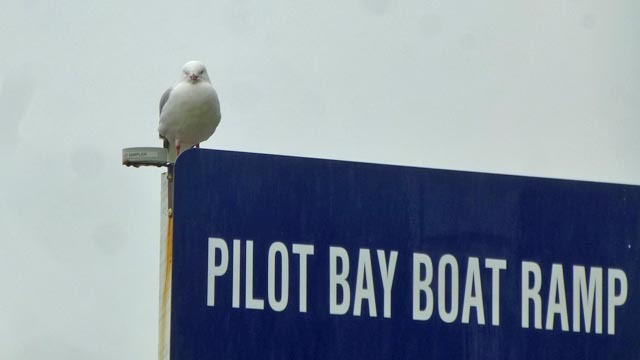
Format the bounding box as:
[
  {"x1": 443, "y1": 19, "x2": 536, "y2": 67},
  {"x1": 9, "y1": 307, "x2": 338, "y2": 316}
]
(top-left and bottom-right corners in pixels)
[
  {"x1": 159, "y1": 87, "x2": 173, "y2": 141},
  {"x1": 159, "y1": 87, "x2": 172, "y2": 115}
]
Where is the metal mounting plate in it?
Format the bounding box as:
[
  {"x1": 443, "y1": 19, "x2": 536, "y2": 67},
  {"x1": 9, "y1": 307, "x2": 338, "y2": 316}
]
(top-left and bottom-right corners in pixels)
[{"x1": 122, "y1": 147, "x2": 168, "y2": 167}]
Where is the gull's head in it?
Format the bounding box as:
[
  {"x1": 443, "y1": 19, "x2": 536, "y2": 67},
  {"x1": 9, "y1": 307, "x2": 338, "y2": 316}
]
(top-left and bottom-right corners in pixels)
[{"x1": 182, "y1": 60, "x2": 210, "y2": 83}]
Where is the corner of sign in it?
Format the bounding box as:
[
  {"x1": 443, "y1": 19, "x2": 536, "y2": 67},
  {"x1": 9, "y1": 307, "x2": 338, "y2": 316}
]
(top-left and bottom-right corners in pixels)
[{"x1": 174, "y1": 147, "x2": 201, "y2": 168}]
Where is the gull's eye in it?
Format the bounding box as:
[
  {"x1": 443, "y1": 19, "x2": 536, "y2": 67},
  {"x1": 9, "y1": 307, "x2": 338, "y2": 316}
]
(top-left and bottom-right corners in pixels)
[{"x1": 199, "y1": 69, "x2": 204, "y2": 75}]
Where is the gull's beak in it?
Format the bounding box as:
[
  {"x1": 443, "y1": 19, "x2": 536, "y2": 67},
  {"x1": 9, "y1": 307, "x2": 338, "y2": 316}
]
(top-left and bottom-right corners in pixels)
[{"x1": 189, "y1": 74, "x2": 199, "y2": 81}]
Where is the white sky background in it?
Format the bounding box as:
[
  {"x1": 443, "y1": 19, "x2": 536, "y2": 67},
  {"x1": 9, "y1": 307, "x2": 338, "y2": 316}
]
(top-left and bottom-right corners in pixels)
[{"x1": 1, "y1": 0, "x2": 639, "y2": 358}]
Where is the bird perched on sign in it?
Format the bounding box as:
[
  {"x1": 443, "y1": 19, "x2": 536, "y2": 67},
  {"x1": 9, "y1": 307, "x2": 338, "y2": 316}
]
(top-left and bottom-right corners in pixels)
[{"x1": 158, "y1": 60, "x2": 221, "y2": 163}]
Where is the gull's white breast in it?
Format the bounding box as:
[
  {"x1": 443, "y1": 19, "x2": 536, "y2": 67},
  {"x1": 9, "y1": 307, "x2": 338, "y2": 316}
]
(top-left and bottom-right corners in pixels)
[{"x1": 159, "y1": 81, "x2": 221, "y2": 147}]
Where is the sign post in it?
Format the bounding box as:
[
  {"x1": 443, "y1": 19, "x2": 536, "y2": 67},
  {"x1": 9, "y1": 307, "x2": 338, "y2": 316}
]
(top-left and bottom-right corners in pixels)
[
  {"x1": 122, "y1": 146, "x2": 173, "y2": 360},
  {"x1": 158, "y1": 169, "x2": 173, "y2": 360},
  {"x1": 170, "y1": 149, "x2": 640, "y2": 359}
]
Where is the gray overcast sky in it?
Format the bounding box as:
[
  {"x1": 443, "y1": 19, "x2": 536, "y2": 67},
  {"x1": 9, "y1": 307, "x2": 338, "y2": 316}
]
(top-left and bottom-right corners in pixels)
[{"x1": 1, "y1": 1, "x2": 639, "y2": 359}]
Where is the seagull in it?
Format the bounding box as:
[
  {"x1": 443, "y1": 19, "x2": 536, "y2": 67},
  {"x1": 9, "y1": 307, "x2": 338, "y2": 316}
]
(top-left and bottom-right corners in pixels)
[{"x1": 158, "y1": 61, "x2": 221, "y2": 162}]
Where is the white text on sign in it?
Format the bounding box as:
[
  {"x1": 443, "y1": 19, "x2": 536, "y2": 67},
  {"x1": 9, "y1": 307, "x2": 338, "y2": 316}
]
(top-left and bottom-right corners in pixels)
[{"x1": 206, "y1": 238, "x2": 628, "y2": 335}]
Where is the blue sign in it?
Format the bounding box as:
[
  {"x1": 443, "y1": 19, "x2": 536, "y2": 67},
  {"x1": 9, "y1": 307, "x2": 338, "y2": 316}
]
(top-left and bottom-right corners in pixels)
[{"x1": 171, "y1": 149, "x2": 640, "y2": 359}]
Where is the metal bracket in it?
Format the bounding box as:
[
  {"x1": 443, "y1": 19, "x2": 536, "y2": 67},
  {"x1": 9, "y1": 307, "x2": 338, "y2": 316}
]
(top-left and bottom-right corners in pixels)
[
  {"x1": 122, "y1": 147, "x2": 170, "y2": 167},
  {"x1": 167, "y1": 164, "x2": 174, "y2": 217}
]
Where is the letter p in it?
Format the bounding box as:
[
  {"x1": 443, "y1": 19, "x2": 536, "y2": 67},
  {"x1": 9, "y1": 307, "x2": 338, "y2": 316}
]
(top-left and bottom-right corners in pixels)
[{"x1": 207, "y1": 238, "x2": 229, "y2": 306}]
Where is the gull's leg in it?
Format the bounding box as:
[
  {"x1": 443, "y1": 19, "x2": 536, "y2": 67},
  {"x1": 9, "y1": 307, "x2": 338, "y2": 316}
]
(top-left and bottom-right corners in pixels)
[{"x1": 176, "y1": 144, "x2": 181, "y2": 156}]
